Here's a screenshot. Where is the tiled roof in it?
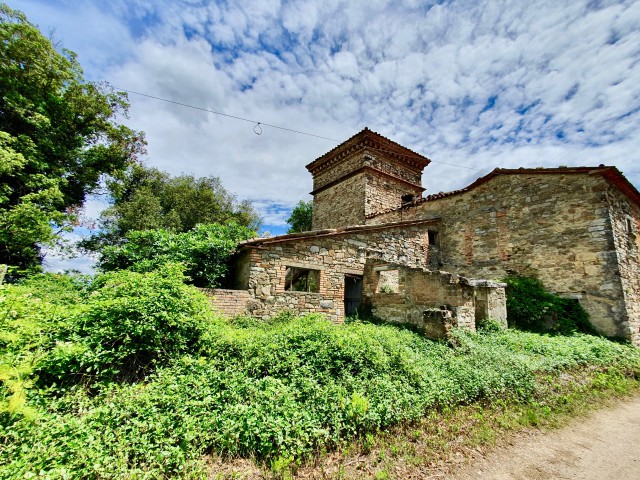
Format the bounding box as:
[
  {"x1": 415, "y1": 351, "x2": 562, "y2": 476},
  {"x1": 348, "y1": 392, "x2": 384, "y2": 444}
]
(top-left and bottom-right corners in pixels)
[
  {"x1": 305, "y1": 127, "x2": 431, "y2": 174},
  {"x1": 239, "y1": 218, "x2": 441, "y2": 247},
  {"x1": 366, "y1": 165, "x2": 640, "y2": 219}
]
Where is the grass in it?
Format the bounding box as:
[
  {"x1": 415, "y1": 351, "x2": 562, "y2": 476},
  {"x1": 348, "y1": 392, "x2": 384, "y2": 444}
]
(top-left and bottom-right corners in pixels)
[
  {"x1": 270, "y1": 367, "x2": 640, "y2": 479},
  {"x1": 1, "y1": 274, "x2": 640, "y2": 479}
]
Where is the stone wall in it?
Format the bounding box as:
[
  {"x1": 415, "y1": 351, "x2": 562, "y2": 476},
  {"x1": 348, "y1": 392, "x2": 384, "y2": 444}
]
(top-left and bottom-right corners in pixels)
[
  {"x1": 313, "y1": 173, "x2": 367, "y2": 229},
  {"x1": 606, "y1": 186, "x2": 640, "y2": 343},
  {"x1": 370, "y1": 171, "x2": 629, "y2": 337},
  {"x1": 235, "y1": 221, "x2": 436, "y2": 321},
  {"x1": 311, "y1": 149, "x2": 425, "y2": 230},
  {"x1": 364, "y1": 154, "x2": 423, "y2": 186},
  {"x1": 364, "y1": 170, "x2": 423, "y2": 221},
  {"x1": 311, "y1": 151, "x2": 364, "y2": 191},
  {"x1": 362, "y1": 261, "x2": 507, "y2": 338}
]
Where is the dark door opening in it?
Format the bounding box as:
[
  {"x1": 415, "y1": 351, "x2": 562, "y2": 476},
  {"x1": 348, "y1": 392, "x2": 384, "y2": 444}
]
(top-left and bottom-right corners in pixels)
[{"x1": 344, "y1": 275, "x2": 363, "y2": 317}]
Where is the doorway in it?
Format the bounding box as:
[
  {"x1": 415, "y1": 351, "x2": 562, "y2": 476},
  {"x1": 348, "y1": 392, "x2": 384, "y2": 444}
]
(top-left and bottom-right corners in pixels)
[{"x1": 344, "y1": 275, "x2": 363, "y2": 317}]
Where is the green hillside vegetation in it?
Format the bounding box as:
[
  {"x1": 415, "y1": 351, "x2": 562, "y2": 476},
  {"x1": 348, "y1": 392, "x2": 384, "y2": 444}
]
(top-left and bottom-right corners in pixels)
[{"x1": 1, "y1": 272, "x2": 639, "y2": 478}]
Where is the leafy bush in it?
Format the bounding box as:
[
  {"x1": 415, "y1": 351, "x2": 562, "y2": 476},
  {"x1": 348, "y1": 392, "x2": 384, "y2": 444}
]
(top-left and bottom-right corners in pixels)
[
  {"x1": 97, "y1": 222, "x2": 255, "y2": 287},
  {"x1": 2, "y1": 274, "x2": 640, "y2": 479},
  {"x1": 0, "y1": 274, "x2": 85, "y2": 420},
  {"x1": 503, "y1": 275, "x2": 594, "y2": 335},
  {"x1": 36, "y1": 265, "x2": 210, "y2": 387}
]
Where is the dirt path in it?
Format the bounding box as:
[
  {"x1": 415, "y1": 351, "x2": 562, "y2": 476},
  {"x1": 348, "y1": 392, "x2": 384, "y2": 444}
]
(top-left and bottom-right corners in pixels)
[{"x1": 452, "y1": 396, "x2": 640, "y2": 480}]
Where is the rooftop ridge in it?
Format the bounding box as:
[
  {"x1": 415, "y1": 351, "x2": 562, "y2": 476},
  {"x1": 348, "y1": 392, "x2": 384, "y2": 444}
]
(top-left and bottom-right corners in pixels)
[
  {"x1": 365, "y1": 165, "x2": 640, "y2": 219},
  {"x1": 305, "y1": 127, "x2": 430, "y2": 174}
]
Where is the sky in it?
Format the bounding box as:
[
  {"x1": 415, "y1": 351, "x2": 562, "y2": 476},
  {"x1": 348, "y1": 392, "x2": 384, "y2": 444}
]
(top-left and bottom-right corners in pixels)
[{"x1": 10, "y1": 0, "x2": 640, "y2": 272}]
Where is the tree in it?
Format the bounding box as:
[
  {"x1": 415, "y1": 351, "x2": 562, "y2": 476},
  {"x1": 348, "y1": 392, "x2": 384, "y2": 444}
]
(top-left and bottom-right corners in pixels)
[
  {"x1": 84, "y1": 164, "x2": 260, "y2": 249},
  {"x1": 0, "y1": 5, "x2": 145, "y2": 276},
  {"x1": 286, "y1": 200, "x2": 313, "y2": 233},
  {"x1": 97, "y1": 223, "x2": 256, "y2": 287}
]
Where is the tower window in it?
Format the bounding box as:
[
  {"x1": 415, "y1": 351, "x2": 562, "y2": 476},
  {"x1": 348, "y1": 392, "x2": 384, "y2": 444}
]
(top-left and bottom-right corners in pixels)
[
  {"x1": 428, "y1": 230, "x2": 439, "y2": 246},
  {"x1": 401, "y1": 194, "x2": 415, "y2": 204}
]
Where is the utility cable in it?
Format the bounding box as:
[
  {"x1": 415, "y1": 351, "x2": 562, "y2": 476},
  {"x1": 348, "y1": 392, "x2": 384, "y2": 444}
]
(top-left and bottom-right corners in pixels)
[
  {"x1": 116, "y1": 88, "x2": 340, "y2": 142},
  {"x1": 117, "y1": 87, "x2": 484, "y2": 172}
]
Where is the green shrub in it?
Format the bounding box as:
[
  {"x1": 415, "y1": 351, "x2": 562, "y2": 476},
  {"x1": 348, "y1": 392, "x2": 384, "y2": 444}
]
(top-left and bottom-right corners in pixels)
[
  {"x1": 503, "y1": 275, "x2": 594, "y2": 335},
  {"x1": 97, "y1": 222, "x2": 255, "y2": 287},
  {"x1": 3, "y1": 294, "x2": 640, "y2": 478},
  {"x1": 36, "y1": 264, "x2": 210, "y2": 387},
  {"x1": 0, "y1": 274, "x2": 85, "y2": 421}
]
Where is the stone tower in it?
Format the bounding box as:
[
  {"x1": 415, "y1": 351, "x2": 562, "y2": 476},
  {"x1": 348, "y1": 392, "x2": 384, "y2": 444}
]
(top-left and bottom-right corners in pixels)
[{"x1": 306, "y1": 128, "x2": 431, "y2": 229}]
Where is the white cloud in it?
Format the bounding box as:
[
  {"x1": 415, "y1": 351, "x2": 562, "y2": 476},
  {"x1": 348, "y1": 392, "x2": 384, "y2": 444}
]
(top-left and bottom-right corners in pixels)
[{"x1": 10, "y1": 0, "x2": 640, "y2": 222}]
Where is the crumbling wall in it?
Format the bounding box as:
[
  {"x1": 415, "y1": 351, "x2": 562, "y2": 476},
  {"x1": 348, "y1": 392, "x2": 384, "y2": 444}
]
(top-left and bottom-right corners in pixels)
[
  {"x1": 237, "y1": 222, "x2": 434, "y2": 321},
  {"x1": 363, "y1": 261, "x2": 506, "y2": 338},
  {"x1": 370, "y1": 172, "x2": 628, "y2": 338}
]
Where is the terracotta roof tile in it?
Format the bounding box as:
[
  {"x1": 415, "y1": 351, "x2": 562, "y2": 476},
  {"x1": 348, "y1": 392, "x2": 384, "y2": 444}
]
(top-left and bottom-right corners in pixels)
[{"x1": 365, "y1": 165, "x2": 640, "y2": 218}]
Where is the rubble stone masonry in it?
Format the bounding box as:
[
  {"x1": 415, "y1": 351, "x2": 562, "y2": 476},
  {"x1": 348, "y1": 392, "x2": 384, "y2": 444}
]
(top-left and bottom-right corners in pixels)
[
  {"x1": 235, "y1": 221, "x2": 435, "y2": 322},
  {"x1": 362, "y1": 261, "x2": 507, "y2": 338},
  {"x1": 606, "y1": 186, "x2": 640, "y2": 343},
  {"x1": 370, "y1": 171, "x2": 638, "y2": 338}
]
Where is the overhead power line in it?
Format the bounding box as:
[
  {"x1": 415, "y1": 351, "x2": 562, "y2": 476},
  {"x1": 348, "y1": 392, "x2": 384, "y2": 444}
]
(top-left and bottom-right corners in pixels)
[
  {"x1": 117, "y1": 87, "x2": 482, "y2": 172},
  {"x1": 116, "y1": 88, "x2": 340, "y2": 142}
]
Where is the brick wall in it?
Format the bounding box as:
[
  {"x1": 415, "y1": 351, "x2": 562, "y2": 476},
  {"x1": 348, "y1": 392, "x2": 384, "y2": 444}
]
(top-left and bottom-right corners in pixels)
[{"x1": 200, "y1": 288, "x2": 253, "y2": 317}]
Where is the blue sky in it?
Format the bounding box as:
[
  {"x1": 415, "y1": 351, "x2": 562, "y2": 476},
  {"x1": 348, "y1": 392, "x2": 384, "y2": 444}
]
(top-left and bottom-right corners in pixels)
[{"x1": 11, "y1": 0, "x2": 640, "y2": 272}]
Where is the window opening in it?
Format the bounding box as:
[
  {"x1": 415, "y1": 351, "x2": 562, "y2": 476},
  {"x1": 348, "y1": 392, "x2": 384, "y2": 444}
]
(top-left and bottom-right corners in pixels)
[
  {"x1": 377, "y1": 269, "x2": 399, "y2": 293},
  {"x1": 285, "y1": 267, "x2": 320, "y2": 292},
  {"x1": 428, "y1": 230, "x2": 439, "y2": 246},
  {"x1": 625, "y1": 216, "x2": 633, "y2": 235},
  {"x1": 401, "y1": 194, "x2": 415, "y2": 204}
]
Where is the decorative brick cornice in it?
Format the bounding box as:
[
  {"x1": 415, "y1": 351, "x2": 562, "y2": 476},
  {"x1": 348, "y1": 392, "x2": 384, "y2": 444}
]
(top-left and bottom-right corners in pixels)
[
  {"x1": 306, "y1": 127, "x2": 431, "y2": 176},
  {"x1": 310, "y1": 165, "x2": 425, "y2": 195}
]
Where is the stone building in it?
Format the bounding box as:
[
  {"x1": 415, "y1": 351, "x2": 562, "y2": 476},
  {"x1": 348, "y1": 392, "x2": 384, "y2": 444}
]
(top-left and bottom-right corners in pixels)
[{"x1": 212, "y1": 128, "x2": 640, "y2": 343}]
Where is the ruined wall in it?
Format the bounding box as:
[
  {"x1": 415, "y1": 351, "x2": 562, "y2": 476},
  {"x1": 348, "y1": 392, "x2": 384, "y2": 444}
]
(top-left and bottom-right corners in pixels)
[
  {"x1": 362, "y1": 261, "x2": 507, "y2": 338},
  {"x1": 370, "y1": 172, "x2": 626, "y2": 337},
  {"x1": 236, "y1": 223, "x2": 432, "y2": 321},
  {"x1": 606, "y1": 186, "x2": 640, "y2": 343}
]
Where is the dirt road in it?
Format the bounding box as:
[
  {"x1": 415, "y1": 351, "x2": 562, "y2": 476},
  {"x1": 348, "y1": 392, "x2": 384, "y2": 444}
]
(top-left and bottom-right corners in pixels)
[{"x1": 453, "y1": 396, "x2": 640, "y2": 480}]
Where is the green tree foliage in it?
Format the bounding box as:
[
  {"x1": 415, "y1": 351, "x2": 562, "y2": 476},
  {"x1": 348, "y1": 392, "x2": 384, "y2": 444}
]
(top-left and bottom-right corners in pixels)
[
  {"x1": 86, "y1": 164, "x2": 261, "y2": 249},
  {"x1": 36, "y1": 265, "x2": 210, "y2": 387},
  {"x1": 286, "y1": 200, "x2": 313, "y2": 233},
  {"x1": 0, "y1": 5, "x2": 145, "y2": 275},
  {"x1": 97, "y1": 222, "x2": 256, "y2": 287},
  {"x1": 503, "y1": 275, "x2": 594, "y2": 335}
]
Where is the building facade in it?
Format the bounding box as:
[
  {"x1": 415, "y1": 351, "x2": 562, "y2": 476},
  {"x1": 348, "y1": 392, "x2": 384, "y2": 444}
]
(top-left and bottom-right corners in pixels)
[{"x1": 214, "y1": 128, "x2": 639, "y2": 343}]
